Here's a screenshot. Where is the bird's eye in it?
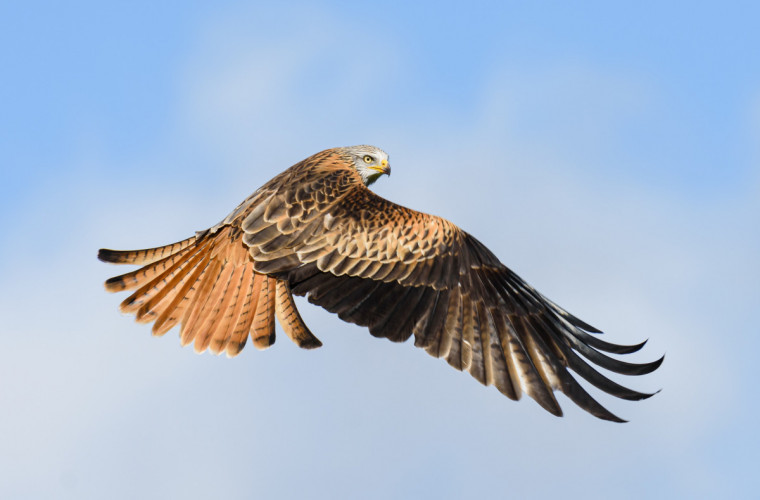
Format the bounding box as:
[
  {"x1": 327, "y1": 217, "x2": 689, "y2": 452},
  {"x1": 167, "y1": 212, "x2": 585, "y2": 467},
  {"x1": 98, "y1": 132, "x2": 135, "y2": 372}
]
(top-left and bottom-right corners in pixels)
[{"x1": 363, "y1": 155, "x2": 374, "y2": 163}]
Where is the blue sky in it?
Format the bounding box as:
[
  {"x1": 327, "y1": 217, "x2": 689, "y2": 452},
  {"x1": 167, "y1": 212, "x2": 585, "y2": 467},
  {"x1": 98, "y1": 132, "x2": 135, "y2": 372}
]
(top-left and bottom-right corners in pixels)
[{"x1": 2, "y1": 1, "x2": 759, "y2": 498}]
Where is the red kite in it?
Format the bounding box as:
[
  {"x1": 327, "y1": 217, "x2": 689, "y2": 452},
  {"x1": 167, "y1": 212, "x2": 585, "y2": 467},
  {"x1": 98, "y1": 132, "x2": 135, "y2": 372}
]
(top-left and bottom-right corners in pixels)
[{"x1": 99, "y1": 146, "x2": 661, "y2": 421}]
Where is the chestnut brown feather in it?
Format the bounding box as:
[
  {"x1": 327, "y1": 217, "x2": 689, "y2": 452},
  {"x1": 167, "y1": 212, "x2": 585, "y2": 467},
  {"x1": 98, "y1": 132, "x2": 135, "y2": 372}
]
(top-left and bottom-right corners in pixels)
[{"x1": 99, "y1": 145, "x2": 661, "y2": 422}]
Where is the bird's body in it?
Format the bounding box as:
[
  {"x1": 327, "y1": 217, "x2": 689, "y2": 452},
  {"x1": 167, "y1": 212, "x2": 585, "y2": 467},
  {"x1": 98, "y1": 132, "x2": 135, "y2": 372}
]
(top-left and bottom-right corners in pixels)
[{"x1": 99, "y1": 145, "x2": 661, "y2": 422}]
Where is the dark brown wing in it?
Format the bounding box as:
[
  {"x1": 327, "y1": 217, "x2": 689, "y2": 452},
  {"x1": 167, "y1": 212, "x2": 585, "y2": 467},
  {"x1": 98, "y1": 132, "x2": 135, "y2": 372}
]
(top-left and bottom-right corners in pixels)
[{"x1": 241, "y1": 165, "x2": 662, "y2": 422}]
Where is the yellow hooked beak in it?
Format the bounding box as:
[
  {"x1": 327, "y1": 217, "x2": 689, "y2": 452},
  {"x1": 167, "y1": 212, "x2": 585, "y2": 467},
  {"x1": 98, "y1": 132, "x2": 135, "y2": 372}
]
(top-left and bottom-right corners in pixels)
[{"x1": 370, "y1": 159, "x2": 391, "y2": 176}]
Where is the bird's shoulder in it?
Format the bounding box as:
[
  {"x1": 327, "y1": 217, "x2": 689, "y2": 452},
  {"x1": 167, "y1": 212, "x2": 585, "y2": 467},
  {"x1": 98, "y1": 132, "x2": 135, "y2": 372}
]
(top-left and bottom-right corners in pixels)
[{"x1": 208, "y1": 149, "x2": 361, "y2": 233}]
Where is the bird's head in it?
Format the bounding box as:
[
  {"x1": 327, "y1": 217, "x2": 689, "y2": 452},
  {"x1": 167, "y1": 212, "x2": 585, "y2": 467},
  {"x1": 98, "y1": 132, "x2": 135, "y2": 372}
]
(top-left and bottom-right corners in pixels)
[{"x1": 339, "y1": 145, "x2": 391, "y2": 186}]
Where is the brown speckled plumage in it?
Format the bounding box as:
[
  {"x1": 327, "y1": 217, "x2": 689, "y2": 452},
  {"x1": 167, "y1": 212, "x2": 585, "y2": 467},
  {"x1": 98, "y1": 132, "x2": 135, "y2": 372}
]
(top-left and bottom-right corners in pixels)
[{"x1": 99, "y1": 146, "x2": 662, "y2": 422}]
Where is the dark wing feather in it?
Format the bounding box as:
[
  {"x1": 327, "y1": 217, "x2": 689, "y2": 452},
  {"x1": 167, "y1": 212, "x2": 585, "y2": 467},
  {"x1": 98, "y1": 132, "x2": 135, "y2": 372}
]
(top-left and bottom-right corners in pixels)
[{"x1": 240, "y1": 161, "x2": 661, "y2": 421}]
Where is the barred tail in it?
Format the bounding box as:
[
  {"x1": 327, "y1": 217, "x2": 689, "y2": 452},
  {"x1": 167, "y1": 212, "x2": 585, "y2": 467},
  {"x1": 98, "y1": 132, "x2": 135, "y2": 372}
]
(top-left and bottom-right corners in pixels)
[
  {"x1": 98, "y1": 235, "x2": 197, "y2": 266},
  {"x1": 99, "y1": 227, "x2": 320, "y2": 357}
]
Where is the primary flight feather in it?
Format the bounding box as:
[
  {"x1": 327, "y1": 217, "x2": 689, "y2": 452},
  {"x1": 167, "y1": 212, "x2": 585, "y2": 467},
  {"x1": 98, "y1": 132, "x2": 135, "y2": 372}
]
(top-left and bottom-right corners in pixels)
[{"x1": 99, "y1": 145, "x2": 662, "y2": 422}]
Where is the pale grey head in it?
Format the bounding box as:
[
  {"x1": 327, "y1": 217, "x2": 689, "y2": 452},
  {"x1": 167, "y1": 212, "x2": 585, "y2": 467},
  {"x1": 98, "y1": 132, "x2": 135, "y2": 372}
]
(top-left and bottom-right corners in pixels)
[{"x1": 338, "y1": 145, "x2": 391, "y2": 186}]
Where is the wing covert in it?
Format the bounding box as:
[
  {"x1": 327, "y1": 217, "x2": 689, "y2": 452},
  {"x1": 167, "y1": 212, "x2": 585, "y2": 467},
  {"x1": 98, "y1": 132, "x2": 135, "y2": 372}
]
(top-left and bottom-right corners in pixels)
[{"x1": 241, "y1": 168, "x2": 468, "y2": 290}]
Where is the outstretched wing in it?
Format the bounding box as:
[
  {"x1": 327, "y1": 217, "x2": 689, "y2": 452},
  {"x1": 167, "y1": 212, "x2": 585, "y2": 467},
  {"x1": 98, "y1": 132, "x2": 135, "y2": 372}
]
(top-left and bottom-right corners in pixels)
[{"x1": 241, "y1": 167, "x2": 662, "y2": 422}]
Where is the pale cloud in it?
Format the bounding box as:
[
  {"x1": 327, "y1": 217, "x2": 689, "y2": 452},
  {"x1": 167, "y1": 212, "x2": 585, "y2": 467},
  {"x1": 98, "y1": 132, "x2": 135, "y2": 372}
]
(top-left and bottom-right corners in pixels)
[
  {"x1": 751, "y1": 88, "x2": 760, "y2": 173},
  {"x1": 177, "y1": 6, "x2": 403, "y2": 171}
]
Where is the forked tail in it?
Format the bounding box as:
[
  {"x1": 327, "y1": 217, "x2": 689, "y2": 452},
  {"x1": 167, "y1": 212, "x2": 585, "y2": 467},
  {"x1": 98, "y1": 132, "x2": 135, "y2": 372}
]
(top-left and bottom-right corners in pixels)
[{"x1": 99, "y1": 228, "x2": 321, "y2": 356}]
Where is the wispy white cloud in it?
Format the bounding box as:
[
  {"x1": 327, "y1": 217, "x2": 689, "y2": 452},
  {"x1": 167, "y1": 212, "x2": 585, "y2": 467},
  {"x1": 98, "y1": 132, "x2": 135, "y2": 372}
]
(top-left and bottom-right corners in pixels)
[{"x1": 176, "y1": 5, "x2": 404, "y2": 173}]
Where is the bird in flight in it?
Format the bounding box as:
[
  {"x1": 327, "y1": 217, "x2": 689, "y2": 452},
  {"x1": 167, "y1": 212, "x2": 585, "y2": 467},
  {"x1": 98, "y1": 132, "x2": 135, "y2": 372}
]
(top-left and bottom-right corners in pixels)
[{"x1": 99, "y1": 145, "x2": 661, "y2": 422}]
